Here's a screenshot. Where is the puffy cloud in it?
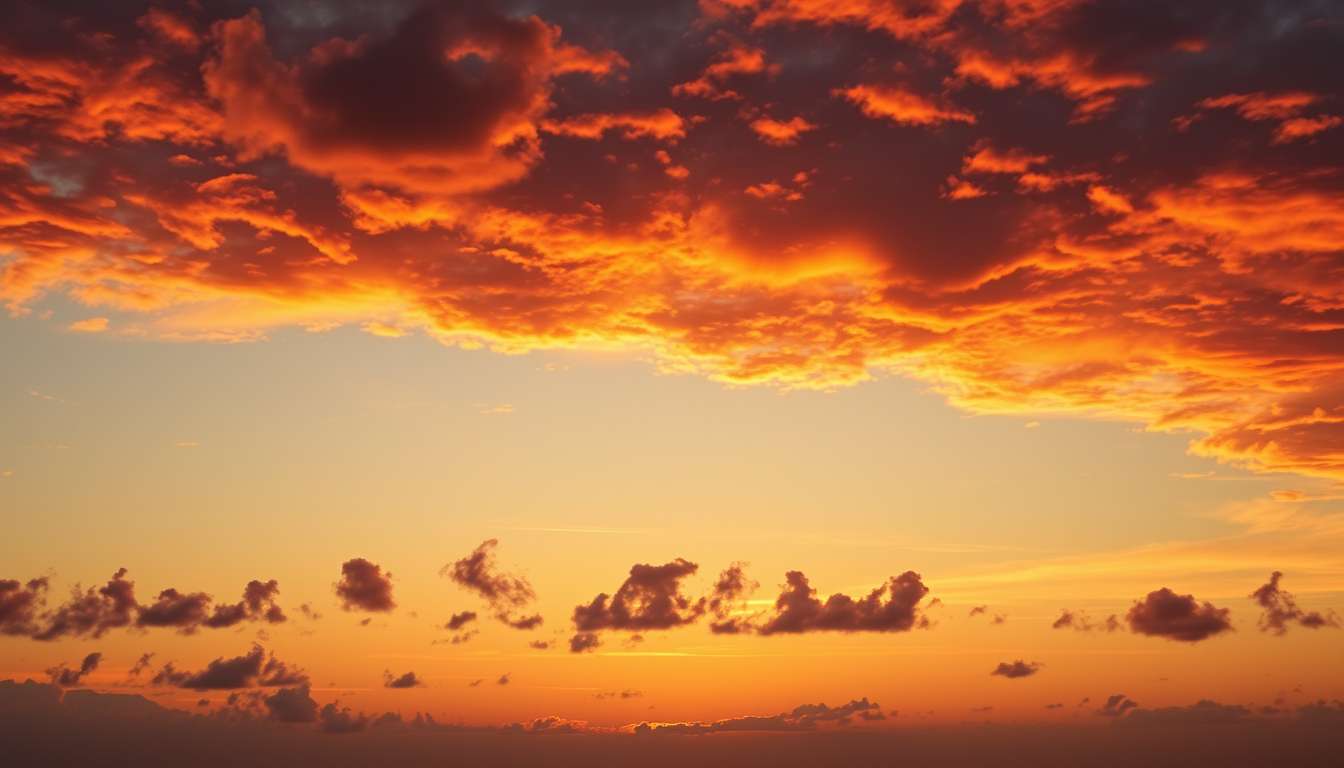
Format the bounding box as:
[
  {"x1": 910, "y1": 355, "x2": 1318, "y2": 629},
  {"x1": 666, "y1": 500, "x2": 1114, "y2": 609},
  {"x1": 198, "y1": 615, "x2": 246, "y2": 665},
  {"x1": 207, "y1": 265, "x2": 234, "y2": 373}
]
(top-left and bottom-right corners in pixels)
[
  {"x1": 335, "y1": 558, "x2": 396, "y2": 613},
  {"x1": 708, "y1": 562, "x2": 758, "y2": 634},
  {"x1": 152, "y1": 644, "x2": 308, "y2": 690},
  {"x1": 203, "y1": 579, "x2": 286, "y2": 628},
  {"x1": 442, "y1": 540, "x2": 539, "y2": 629},
  {"x1": 1250, "y1": 571, "x2": 1338, "y2": 635},
  {"x1": 756, "y1": 571, "x2": 930, "y2": 635},
  {"x1": 1126, "y1": 588, "x2": 1232, "y2": 642},
  {"x1": 46, "y1": 652, "x2": 102, "y2": 687},
  {"x1": 0, "y1": 578, "x2": 48, "y2": 636},
  {"x1": 990, "y1": 660, "x2": 1041, "y2": 679},
  {"x1": 136, "y1": 589, "x2": 211, "y2": 631},
  {"x1": 572, "y1": 559, "x2": 705, "y2": 633},
  {"x1": 384, "y1": 671, "x2": 424, "y2": 689},
  {"x1": 265, "y1": 685, "x2": 318, "y2": 723},
  {"x1": 568, "y1": 631, "x2": 601, "y2": 654},
  {"x1": 1098, "y1": 694, "x2": 1138, "y2": 718},
  {"x1": 202, "y1": 4, "x2": 621, "y2": 197},
  {"x1": 33, "y1": 569, "x2": 137, "y2": 641},
  {"x1": 749, "y1": 116, "x2": 816, "y2": 146},
  {"x1": 540, "y1": 110, "x2": 686, "y2": 142},
  {"x1": 319, "y1": 702, "x2": 368, "y2": 734}
]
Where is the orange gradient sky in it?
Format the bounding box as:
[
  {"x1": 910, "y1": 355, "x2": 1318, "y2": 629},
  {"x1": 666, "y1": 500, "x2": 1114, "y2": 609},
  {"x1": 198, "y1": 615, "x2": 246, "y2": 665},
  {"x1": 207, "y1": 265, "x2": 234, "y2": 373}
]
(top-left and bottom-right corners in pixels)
[{"x1": 2, "y1": 0, "x2": 1343, "y2": 742}]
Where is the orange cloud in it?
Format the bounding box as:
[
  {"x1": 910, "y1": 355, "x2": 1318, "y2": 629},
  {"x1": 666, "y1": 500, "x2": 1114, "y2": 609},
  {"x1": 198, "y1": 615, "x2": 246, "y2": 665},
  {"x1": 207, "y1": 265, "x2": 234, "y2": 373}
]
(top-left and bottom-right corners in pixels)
[
  {"x1": 749, "y1": 116, "x2": 817, "y2": 145},
  {"x1": 835, "y1": 85, "x2": 975, "y2": 126}
]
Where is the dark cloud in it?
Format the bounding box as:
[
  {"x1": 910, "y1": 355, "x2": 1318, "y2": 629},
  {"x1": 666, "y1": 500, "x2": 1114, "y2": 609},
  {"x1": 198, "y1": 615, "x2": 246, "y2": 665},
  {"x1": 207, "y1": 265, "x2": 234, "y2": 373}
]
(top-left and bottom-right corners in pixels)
[
  {"x1": 204, "y1": 579, "x2": 287, "y2": 628},
  {"x1": 128, "y1": 653, "x2": 155, "y2": 678},
  {"x1": 136, "y1": 588, "x2": 212, "y2": 631},
  {"x1": 46, "y1": 652, "x2": 101, "y2": 687},
  {"x1": 0, "y1": 578, "x2": 48, "y2": 635},
  {"x1": 335, "y1": 558, "x2": 396, "y2": 613},
  {"x1": 384, "y1": 671, "x2": 424, "y2": 689},
  {"x1": 573, "y1": 558, "x2": 705, "y2": 633},
  {"x1": 1126, "y1": 588, "x2": 1232, "y2": 642},
  {"x1": 497, "y1": 674, "x2": 511, "y2": 686},
  {"x1": 568, "y1": 632, "x2": 601, "y2": 653},
  {"x1": 443, "y1": 540, "x2": 540, "y2": 630},
  {"x1": 265, "y1": 685, "x2": 318, "y2": 723},
  {"x1": 319, "y1": 702, "x2": 368, "y2": 734},
  {"x1": 990, "y1": 660, "x2": 1041, "y2": 679},
  {"x1": 594, "y1": 689, "x2": 642, "y2": 700},
  {"x1": 756, "y1": 571, "x2": 930, "y2": 635},
  {"x1": 708, "y1": 562, "x2": 758, "y2": 634},
  {"x1": 968, "y1": 605, "x2": 987, "y2": 617},
  {"x1": 635, "y1": 697, "x2": 884, "y2": 734},
  {"x1": 1250, "y1": 571, "x2": 1339, "y2": 635},
  {"x1": 529, "y1": 640, "x2": 551, "y2": 650},
  {"x1": 1098, "y1": 694, "x2": 1139, "y2": 718},
  {"x1": 32, "y1": 569, "x2": 137, "y2": 641},
  {"x1": 1052, "y1": 610, "x2": 1121, "y2": 633},
  {"x1": 151, "y1": 644, "x2": 308, "y2": 690},
  {"x1": 445, "y1": 610, "x2": 478, "y2": 631},
  {"x1": 1121, "y1": 700, "x2": 1251, "y2": 726}
]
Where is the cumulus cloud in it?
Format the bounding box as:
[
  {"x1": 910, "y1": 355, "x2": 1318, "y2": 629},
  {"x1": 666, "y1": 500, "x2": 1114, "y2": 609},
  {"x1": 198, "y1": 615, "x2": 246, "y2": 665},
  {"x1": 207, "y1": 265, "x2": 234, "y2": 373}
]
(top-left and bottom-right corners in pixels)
[
  {"x1": 46, "y1": 652, "x2": 101, "y2": 687},
  {"x1": 384, "y1": 671, "x2": 424, "y2": 689},
  {"x1": 0, "y1": 578, "x2": 48, "y2": 636},
  {"x1": 1051, "y1": 610, "x2": 1122, "y2": 633},
  {"x1": 32, "y1": 569, "x2": 137, "y2": 641},
  {"x1": 1126, "y1": 588, "x2": 1233, "y2": 642},
  {"x1": 443, "y1": 540, "x2": 539, "y2": 629},
  {"x1": 755, "y1": 571, "x2": 930, "y2": 635},
  {"x1": 151, "y1": 645, "x2": 308, "y2": 690},
  {"x1": 572, "y1": 559, "x2": 706, "y2": 634},
  {"x1": 335, "y1": 559, "x2": 396, "y2": 613},
  {"x1": 990, "y1": 660, "x2": 1041, "y2": 679},
  {"x1": 265, "y1": 685, "x2": 318, "y2": 723},
  {"x1": 1250, "y1": 571, "x2": 1339, "y2": 635}
]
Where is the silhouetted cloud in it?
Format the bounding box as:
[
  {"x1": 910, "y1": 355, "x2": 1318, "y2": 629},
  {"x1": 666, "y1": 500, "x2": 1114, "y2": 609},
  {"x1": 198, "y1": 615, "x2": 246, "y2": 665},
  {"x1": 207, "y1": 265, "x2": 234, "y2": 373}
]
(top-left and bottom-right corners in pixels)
[
  {"x1": 1126, "y1": 588, "x2": 1232, "y2": 642},
  {"x1": 443, "y1": 540, "x2": 540, "y2": 629},
  {"x1": 0, "y1": 578, "x2": 48, "y2": 636},
  {"x1": 1098, "y1": 694, "x2": 1138, "y2": 717},
  {"x1": 384, "y1": 671, "x2": 424, "y2": 689},
  {"x1": 573, "y1": 559, "x2": 705, "y2": 633},
  {"x1": 151, "y1": 645, "x2": 308, "y2": 690},
  {"x1": 204, "y1": 580, "x2": 286, "y2": 628},
  {"x1": 636, "y1": 697, "x2": 884, "y2": 734},
  {"x1": 569, "y1": 632, "x2": 601, "y2": 653},
  {"x1": 991, "y1": 660, "x2": 1041, "y2": 679},
  {"x1": 319, "y1": 702, "x2": 367, "y2": 734},
  {"x1": 1251, "y1": 572, "x2": 1339, "y2": 635},
  {"x1": 445, "y1": 611, "x2": 477, "y2": 631},
  {"x1": 264, "y1": 685, "x2": 317, "y2": 723},
  {"x1": 33, "y1": 569, "x2": 137, "y2": 640},
  {"x1": 708, "y1": 562, "x2": 758, "y2": 634},
  {"x1": 46, "y1": 652, "x2": 101, "y2": 687},
  {"x1": 1051, "y1": 610, "x2": 1122, "y2": 633},
  {"x1": 335, "y1": 559, "x2": 395, "y2": 613},
  {"x1": 756, "y1": 571, "x2": 930, "y2": 635}
]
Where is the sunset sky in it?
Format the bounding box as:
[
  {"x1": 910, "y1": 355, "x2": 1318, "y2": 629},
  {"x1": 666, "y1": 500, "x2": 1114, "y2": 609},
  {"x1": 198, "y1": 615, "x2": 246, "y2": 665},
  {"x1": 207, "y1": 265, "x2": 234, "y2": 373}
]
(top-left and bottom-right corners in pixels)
[{"x1": 2, "y1": 0, "x2": 1343, "y2": 758}]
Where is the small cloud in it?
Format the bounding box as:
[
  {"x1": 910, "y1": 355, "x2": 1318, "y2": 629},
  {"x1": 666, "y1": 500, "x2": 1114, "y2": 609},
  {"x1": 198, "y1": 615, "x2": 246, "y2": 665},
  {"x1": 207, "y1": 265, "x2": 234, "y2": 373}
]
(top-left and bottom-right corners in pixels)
[
  {"x1": 1024, "y1": 421, "x2": 1040, "y2": 429},
  {"x1": 68, "y1": 317, "x2": 109, "y2": 333},
  {"x1": 361, "y1": 321, "x2": 406, "y2": 338},
  {"x1": 497, "y1": 673, "x2": 511, "y2": 686},
  {"x1": 0, "y1": 470, "x2": 12, "y2": 479},
  {"x1": 174, "y1": 441, "x2": 200, "y2": 448},
  {"x1": 1171, "y1": 471, "x2": 1216, "y2": 480},
  {"x1": 478, "y1": 404, "x2": 514, "y2": 416}
]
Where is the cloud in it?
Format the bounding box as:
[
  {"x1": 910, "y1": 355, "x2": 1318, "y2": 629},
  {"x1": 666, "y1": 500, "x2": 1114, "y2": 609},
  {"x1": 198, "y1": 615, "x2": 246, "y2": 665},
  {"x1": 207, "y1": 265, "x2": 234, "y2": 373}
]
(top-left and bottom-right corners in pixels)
[
  {"x1": 1250, "y1": 571, "x2": 1339, "y2": 635},
  {"x1": 1126, "y1": 589, "x2": 1232, "y2": 642},
  {"x1": 835, "y1": 85, "x2": 975, "y2": 126},
  {"x1": 497, "y1": 674, "x2": 511, "y2": 686},
  {"x1": 0, "y1": 578, "x2": 48, "y2": 636},
  {"x1": 990, "y1": 660, "x2": 1041, "y2": 679},
  {"x1": 755, "y1": 571, "x2": 930, "y2": 635},
  {"x1": 1051, "y1": 610, "x2": 1122, "y2": 633},
  {"x1": 708, "y1": 562, "x2": 758, "y2": 634},
  {"x1": 202, "y1": 4, "x2": 622, "y2": 197},
  {"x1": 265, "y1": 685, "x2": 318, "y2": 723},
  {"x1": 319, "y1": 702, "x2": 368, "y2": 734},
  {"x1": 445, "y1": 611, "x2": 477, "y2": 631},
  {"x1": 67, "y1": 317, "x2": 108, "y2": 333},
  {"x1": 151, "y1": 644, "x2": 308, "y2": 690},
  {"x1": 442, "y1": 540, "x2": 538, "y2": 629},
  {"x1": 749, "y1": 116, "x2": 816, "y2": 146},
  {"x1": 335, "y1": 559, "x2": 395, "y2": 613},
  {"x1": 572, "y1": 559, "x2": 706, "y2": 633},
  {"x1": 1098, "y1": 694, "x2": 1138, "y2": 718},
  {"x1": 33, "y1": 569, "x2": 137, "y2": 641},
  {"x1": 46, "y1": 652, "x2": 101, "y2": 687},
  {"x1": 568, "y1": 632, "x2": 601, "y2": 654},
  {"x1": 2, "y1": 0, "x2": 1343, "y2": 488},
  {"x1": 635, "y1": 697, "x2": 884, "y2": 734},
  {"x1": 384, "y1": 671, "x2": 424, "y2": 689}
]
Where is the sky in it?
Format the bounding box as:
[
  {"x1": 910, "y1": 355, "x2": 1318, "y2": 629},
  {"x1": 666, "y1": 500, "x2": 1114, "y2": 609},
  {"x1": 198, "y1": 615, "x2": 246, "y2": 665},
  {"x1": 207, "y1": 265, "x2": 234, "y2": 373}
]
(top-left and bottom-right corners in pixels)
[{"x1": 1, "y1": 0, "x2": 1343, "y2": 761}]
